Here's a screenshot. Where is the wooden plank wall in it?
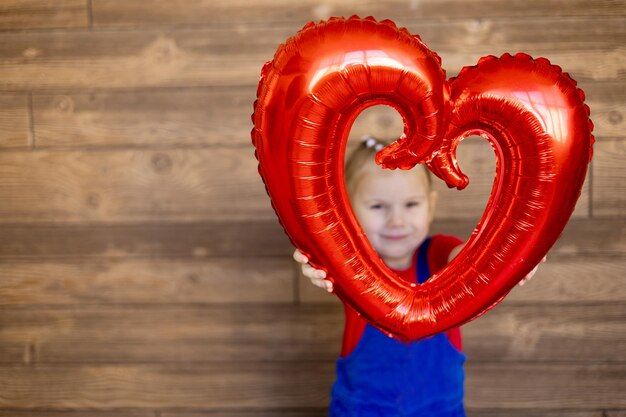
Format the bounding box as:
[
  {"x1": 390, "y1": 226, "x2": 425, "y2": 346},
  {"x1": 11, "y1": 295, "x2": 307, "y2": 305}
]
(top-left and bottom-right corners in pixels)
[{"x1": 0, "y1": 0, "x2": 624, "y2": 415}]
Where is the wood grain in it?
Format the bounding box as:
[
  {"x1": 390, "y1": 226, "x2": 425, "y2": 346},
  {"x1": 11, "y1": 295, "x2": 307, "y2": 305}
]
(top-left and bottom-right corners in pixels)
[
  {"x1": 465, "y1": 363, "x2": 626, "y2": 409},
  {"x1": 0, "y1": 412, "x2": 153, "y2": 417},
  {"x1": 593, "y1": 138, "x2": 626, "y2": 216},
  {"x1": 0, "y1": 362, "x2": 333, "y2": 409},
  {"x1": 160, "y1": 411, "x2": 333, "y2": 417},
  {"x1": 0, "y1": 258, "x2": 294, "y2": 306},
  {"x1": 0, "y1": 412, "x2": 326, "y2": 417},
  {"x1": 463, "y1": 301, "x2": 626, "y2": 362},
  {"x1": 0, "y1": 221, "x2": 293, "y2": 259},
  {"x1": 0, "y1": 409, "x2": 621, "y2": 417},
  {"x1": 0, "y1": 304, "x2": 343, "y2": 364},
  {"x1": 32, "y1": 87, "x2": 254, "y2": 148},
  {"x1": 0, "y1": 144, "x2": 592, "y2": 223},
  {"x1": 469, "y1": 413, "x2": 626, "y2": 417},
  {"x1": 0, "y1": 148, "x2": 275, "y2": 223},
  {"x1": 29, "y1": 81, "x2": 621, "y2": 148},
  {"x1": 0, "y1": 0, "x2": 88, "y2": 30},
  {"x1": 0, "y1": 303, "x2": 623, "y2": 364},
  {"x1": 0, "y1": 93, "x2": 31, "y2": 148},
  {"x1": 0, "y1": 17, "x2": 623, "y2": 91},
  {"x1": 432, "y1": 218, "x2": 626, "y2": 257},
  {"x1": 586, "y1": 81, "x2": 626, "y2": 139},
  {"x1": 166, "y1": 411, "x2": 626, "y2": 417},
  {"x1": 0, "y1": 362, "x2": 623, "y2": 409},
  {"x1": 2, "y1": 256, "x2": 623, "y2": 307},
  {"x1": 91, "y1": 0, "x2": 625, "y2": 27},
  {"x1": 0, "y1": 219, "x2": 621, "y2": 260}
]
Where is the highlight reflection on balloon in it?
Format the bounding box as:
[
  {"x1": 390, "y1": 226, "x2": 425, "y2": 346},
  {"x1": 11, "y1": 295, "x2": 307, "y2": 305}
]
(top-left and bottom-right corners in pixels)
[{"x1": 252, "y1": 16, "x2": 593, "y2": 342}]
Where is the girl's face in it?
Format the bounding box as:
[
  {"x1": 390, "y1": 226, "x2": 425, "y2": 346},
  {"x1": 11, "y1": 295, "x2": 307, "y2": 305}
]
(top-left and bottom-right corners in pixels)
[{"x1": 349, "y1": 161, "x2": 436, "y2": 270}]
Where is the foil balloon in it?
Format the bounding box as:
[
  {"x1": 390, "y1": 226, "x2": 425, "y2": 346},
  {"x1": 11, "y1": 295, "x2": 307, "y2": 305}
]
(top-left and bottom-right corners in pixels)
[{"x1": 251, "y1": 16, "x2": 593, "y2": 341}]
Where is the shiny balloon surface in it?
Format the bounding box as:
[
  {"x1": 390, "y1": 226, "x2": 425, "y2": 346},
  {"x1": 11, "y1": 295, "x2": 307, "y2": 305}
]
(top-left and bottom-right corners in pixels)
[{"x1": 252, "y1": 16, "x2": 593, "y2": 341}]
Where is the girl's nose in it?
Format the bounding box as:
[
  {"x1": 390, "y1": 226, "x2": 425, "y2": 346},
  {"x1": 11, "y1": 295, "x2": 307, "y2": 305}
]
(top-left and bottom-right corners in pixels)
[{"x1": 387, "y1": 207, "x2": 405, "y2": 227}]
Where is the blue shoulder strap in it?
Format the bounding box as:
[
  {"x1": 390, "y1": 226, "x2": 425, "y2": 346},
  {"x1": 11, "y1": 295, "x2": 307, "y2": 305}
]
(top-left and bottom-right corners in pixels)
[{"x1": 416, "y1": 237, "x2": 432, "y2": 284}]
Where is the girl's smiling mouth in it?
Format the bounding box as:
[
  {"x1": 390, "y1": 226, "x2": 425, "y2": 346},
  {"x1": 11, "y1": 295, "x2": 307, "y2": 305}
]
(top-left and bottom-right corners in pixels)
[{"x1": 381, "y1": 234, "x2": 410, "y2": 240}]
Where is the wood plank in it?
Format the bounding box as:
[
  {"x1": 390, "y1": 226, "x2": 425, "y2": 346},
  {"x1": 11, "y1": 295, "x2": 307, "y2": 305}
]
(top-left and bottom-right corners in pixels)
[
  {"x1": 586, "y1": 82, "x2": 626, "y2": 139},
  {"x1": 299, "y1": 256, "x2": 626, "y2": 303},
  {"x1": 0, "y1": 218, "x2": 621, "y2": 260},
  {"x1": 0, "y1": 305, "x2": 343, "y2": 364},
  {"x1": 12, "y1": 256, "x2": 626, "y2": 306},
  {"x1": 0, "y1": 93, "x2": 31, "y2": 148},
  {"x1": 0, "y1": 412, "x2": 153, "y2": 417},
  {"x1": 0, "y1": 412, "x2": 325, "y2": 417},
  {"x1": 30, "y1": 81, "x2": 620, "y2": 148},
  {"x1": 497, "y1": 259, "x2": 626, "y2": 303},
  {"x1": 0, "y1": 17, "x2": 623, "y2": 91},
  {"x1": 0, "y1": 362, "x2": 623, "y2": 409},
  {"x1": 463, "y1": 301, "x2": 626, "y2": 362},
  {"x1": 0, "y1": 144, "x2": 591, "y2": 223},
  {"x1": 92, "y1": 0, "x2": 625, "y2": 27},
  {"x1": 433, "y1": 218, "x2": 626, "y2": 257},
  {"x1": 166, "y1": 411, "x2": 624, "y2": 417},
  {"x1": 593, "y1": 138, "x2": 626, "y2": 216},
  {"x1": 0, "y1": 27, "x2": 265, "y2": 90},
  {"x1": 468, "y1": 412, "x2": 625, "y2": 417},
  {"x1": 0, "y1": 362, "x2": 334, "y2": 409},
  {"x1": 32, "y1": 87, "x2": 254, "y2": 147},
  {"x1": 0, "y1": 148, "x2": 275, "y2": 223},
  {"x1": 0, "y1": 221, "x2": 293, "y2": 259},
  {"x1": 0, "y1": 0, "x2": 88, "y2": 30},
  {"x1": 0, "y1": 409, "x2": 620, "y2": 417},
  {"x1": 0, "y1": 258, "x2": 294, "y2": 306},
  {"x1": 161, "y1": 411, "x2": 329, "y2": 417},
  {"x1": 0, "y1": 303, "x2": 623, "y2": 364},
  {"x1": 465, "y1": 363, "x2": 626, "y2": 409}
]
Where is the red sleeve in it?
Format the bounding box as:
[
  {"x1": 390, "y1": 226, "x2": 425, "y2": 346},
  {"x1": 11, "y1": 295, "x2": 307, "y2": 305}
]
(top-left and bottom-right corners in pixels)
[
  {"x1": 340, "y1": 305, "x2": 367, "y2": 358},
  {"x1": 427, "y1": 234, "x2": 464, "y2": 272},
  {"x1": 429, "y1": 234, "x2": 465, "y2": 352},
  {"x1": 446, "y1": 327, "x2": 463, "y2": 352}
]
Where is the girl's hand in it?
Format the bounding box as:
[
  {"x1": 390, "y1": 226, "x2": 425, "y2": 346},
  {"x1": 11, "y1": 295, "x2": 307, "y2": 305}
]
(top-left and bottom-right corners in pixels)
[
  {"x1": 293, "y1": 249, "x2": 333, "y2": 292},
  {"x1": 518, "y1": 256, "x2": 547, "y2": 286},
  {"x1": 294, "y1": 249, "x2": 544, "y2": 290}
]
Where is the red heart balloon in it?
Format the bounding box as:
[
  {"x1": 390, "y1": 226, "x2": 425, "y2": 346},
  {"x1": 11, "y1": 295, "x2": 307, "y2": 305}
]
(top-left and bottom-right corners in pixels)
[{"x1": 252, "y1": 16, "x2": 593, "y2": 341}]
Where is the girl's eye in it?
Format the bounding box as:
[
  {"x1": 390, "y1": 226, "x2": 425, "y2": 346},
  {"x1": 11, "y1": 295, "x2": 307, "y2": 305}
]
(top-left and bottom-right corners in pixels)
[
  {"x1": 369, "y1": 203, "x2": 384, "y2": 210},
  {"x1": 406, "y1": 201, "x2": 420, "y2": 208}
]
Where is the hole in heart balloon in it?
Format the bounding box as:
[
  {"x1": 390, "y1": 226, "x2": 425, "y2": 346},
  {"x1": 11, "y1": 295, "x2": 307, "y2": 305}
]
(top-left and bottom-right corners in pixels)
[
  {"x1": 252, "y1": 16, "x2": 594, "y2": 341},
  {"x1": 438, "y1": 136, "x2": 497, "y2": 221},
  {"x1": 349, "y1": 105, "x2": 405, "y2": 146}
]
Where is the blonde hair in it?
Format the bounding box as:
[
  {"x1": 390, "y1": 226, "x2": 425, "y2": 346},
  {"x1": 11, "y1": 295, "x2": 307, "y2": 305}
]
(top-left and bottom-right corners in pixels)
[{"x1": 345, "y1": 136, "x2": 433, "y2": 195}]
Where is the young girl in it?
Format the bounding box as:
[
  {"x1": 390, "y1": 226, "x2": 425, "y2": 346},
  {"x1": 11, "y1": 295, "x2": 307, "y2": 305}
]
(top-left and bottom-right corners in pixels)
[{"x1": 293, "y1": 136, "x2": 540, "y2": 416}]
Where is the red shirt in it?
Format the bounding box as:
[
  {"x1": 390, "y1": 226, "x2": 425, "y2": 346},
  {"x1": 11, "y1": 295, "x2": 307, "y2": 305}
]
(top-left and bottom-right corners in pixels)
[{"x1": 340, "y1": 234, "x2": 464, "y2": 358}]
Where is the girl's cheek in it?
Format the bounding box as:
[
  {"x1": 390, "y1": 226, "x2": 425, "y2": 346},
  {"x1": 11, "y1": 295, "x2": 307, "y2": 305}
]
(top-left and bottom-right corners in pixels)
[{"x1": 365, "y1": 217, "x2": 384, "y2": 232}]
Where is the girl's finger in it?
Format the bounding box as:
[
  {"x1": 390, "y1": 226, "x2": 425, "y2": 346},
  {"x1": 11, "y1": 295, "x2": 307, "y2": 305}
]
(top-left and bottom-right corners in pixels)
[
  {"x1": 310, "y1": 275, "x2": 332, "y2": 291},
  {"x1": 311, "y1": 277, "x2": 326, "y2": 288},
  {"x1": 302, "y1": 263, "x2": 317, "y2": 279},
  {"x1": 302, "y1": 263, "x2": 327, "y2": 280},
  {"x1": 293, "y1": 249, "x2": 309, "y2": 264}
]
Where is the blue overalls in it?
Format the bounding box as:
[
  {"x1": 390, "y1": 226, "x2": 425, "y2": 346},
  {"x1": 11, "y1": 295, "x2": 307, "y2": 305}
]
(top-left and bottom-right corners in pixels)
[{"x1": 330, "y1": 238, "x2": 467, "y2": 417}]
